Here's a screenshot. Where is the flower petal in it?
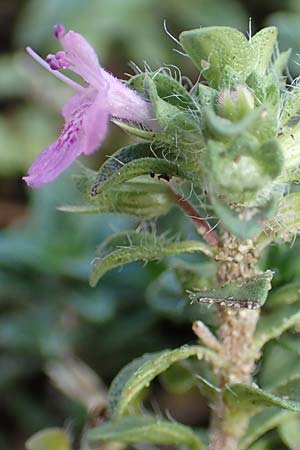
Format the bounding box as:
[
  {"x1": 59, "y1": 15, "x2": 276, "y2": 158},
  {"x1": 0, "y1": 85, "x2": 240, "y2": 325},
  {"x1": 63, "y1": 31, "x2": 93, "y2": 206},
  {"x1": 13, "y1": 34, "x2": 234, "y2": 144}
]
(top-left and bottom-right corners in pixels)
[
  {"x1": 82, "y1": 92, "x2": 109, "y2": 155},
  {"x1": 24, "y1": 96, "x2": 105, "y2": 188},
  {"x1": 106, "y1": 75, "x2": 154, "y2": 125},
  {"x1": 60, "y1": 30, "x2": 106, "y2": 89}
]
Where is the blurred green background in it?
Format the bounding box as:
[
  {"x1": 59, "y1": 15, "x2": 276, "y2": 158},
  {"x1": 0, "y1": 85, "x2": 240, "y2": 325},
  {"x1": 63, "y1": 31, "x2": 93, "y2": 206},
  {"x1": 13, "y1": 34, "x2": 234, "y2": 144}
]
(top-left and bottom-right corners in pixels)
[{"x1": 2, "y1": 1, "x2": 300, "y2": 449}]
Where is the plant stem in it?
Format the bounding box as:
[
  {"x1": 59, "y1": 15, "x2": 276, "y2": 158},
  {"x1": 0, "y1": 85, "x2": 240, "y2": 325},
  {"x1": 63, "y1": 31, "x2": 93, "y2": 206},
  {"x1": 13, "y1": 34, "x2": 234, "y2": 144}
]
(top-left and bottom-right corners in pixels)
[
  {"x1": 209, "y1": 232, "x2": 261, "y2": 450},
  {"x1": 171, "y1": 191, "x2": 220, "y2": 247}
]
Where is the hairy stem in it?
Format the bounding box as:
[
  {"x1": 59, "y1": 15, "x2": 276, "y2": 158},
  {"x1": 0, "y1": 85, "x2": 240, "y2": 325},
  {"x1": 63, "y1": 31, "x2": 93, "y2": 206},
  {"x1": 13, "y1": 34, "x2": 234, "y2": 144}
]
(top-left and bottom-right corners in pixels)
[
  {"x1": 209, "y1": 232, "x2": 260, "y2": 450},
  {"x1": 172, "y1": 191, "x2": 220, "y2": 247}
]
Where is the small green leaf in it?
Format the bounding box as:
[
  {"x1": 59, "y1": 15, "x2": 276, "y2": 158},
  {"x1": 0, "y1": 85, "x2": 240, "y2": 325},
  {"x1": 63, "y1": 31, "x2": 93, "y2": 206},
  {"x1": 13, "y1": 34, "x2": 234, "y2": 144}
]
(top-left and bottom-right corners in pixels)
[
  {"x1": 91, "y1": 143, "x2": 188, "y2": 196},
  {"x1": 180, "y1": 27, "x2": 251, "y2": 87},
  {"x1": 267, "y1": 282, "x2": 300, "y2": 308},
  {"x1": 63, "y1": 174, "x2": 174, "y2": 219},
  {"x1": 107, "y1": 345, "x2": 216, "y2": 418},
  {"x1": 250, "y1": 27, "x2": 278, "y2": 75},
  {"x1": 269, "y1": 192, "x2": 300, "y2": 237},
  {"x1": 205, "y1": 107, "x2": 263, "y2": 139},
  {"x1": 145, "y1": 76, "x2": 204, "y2": 148},
  {"x1": 211, "y1": 193, "x2": 278, "y2": 239},
  {"x1": 189, "y1": 271, "x2": 273, "y2": 309},
  {"x1": 90, "y1": 231, "x2": 213, "y2": 286},
  {"x1": 25, "y1": 428, "x2": 70, "y2": 450},
  {"x1": 224, "y1": 376, "x2": 300, "y2": 413},
  {"x1": 239, "y1": 408, "x2": 293, "y2": 450},
  {"x1": 281, "y1": 83, "x2": 300, "y2": 126},
  {"x1": 279, "y1": 125, "x2": 300, "y2": 182},
  {"x1": 129, "y1": 72, "x2": 195, "y2": 109},
  {"x1": 112, "y1": 119, "x2": 156, "y2": 140},
  {"x1": 278, "y1": 413, "x2": 300, "y2": 449},
  {"x1": 207, "y1": 137, "x2": 283, "y2": 202},
  {"x1": 88, "y1": 416, "x2": 205, "y2": 450},
  {"x1": 254, "y1": 304, "x2": 300, "y2": 348}
]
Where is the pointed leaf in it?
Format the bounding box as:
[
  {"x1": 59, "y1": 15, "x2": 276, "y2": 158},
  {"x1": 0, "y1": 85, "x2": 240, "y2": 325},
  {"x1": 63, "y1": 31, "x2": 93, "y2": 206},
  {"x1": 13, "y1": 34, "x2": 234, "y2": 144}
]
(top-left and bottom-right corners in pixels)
[
  {"x1": 189, "y1": 271, "x2": 273, "y2": 310},
  {"x1": 224, "y1": 376, "x2": 300, "y2": 413},
  {"x1": 278, "y1": 414, "x2": 300, "y2": 450},
  {"x1": 107, "y1": 345, "x2": 217, "y2": 418},
  {"x1": 281, "y1": 82, "x2": 300, "y2": 126},
  {"x1": 239, "y1": 408, "x2": 293, "y2": 450},
  {"x1": 129, "y1": 72, "x2": 195, "y2": 109},
  {"x1": 267, "y1": 282, "x2": 300, "y2": 308},
  {"x1": 250, "y1": 27, "x2": 278, "y2": 75},
  {"x1": 179, "y1": 27, "x2": 251, "y2": 87},
  {"x1": 268, "y1": 192, "x2": 300, "y2": 238},
  {"x1": 211, "y1": 193, "x2": 278, "y2": 239},
  {"x1": 88, "y1": 416, "x2": 205, "y2": 450},
  {"x1": 254, "y1": 304, "x2": 300, "y2": 348},
  {"x1": 90, "y1": 231, "x2": 213, "y2": 287},
  {"x1": 25, "y1": 429, "x2": 70, "y2": 450},
  {"x1": 63, "y1": 172, "x2": 174, "y2": 219},
  {"x1": 90, "y1": 143, "x2": 190, "y2": 196}
]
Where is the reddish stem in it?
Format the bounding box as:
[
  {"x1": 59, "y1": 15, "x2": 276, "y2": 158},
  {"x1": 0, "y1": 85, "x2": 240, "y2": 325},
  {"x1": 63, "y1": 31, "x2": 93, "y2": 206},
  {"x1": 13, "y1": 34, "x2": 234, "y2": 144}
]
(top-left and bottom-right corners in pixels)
[{"x1": 173, "y1": 192, "x2": 220, "y2": 246}]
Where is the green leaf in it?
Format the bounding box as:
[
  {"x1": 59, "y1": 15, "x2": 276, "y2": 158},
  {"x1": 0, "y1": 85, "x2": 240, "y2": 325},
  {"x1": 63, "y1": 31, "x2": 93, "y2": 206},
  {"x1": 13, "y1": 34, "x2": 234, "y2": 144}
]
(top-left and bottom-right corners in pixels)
[
  {"x1": 224, "y1": 376, "x2": 300, "y2": 413},
  {"x1": 144, "y1": 76, "x2": 204, "y2": 148},
  {"x1": 159, "y1": 362, "x2": 197, "y2": 394},
  {"x1": 254, "y1": 304, "x2": 300, "y2": 348},
  {"x1": 128, "y1": 71, "x2": 195, "y2": 109},
  {"x1": 189, "y1": 271, "x2": 273, "y2": 309},
  {"x1": 90, "y1": 231, "x2": 213, "y2": 287},
  {"x1": 25, "y1": 428, "x2": 70, "y2": 450},
  {"x1": 63, "y1": 166, "x2": 174, "y2": 219},
  {"x1": 88, "y1": 416, "x2": 205, "y2": 450},
  {"x1": 112, "y1": 119, "x2": 156, "y2": 140},
  {"x1": 269, "y1": 192, "x2": 300, "y2": 237},
  {"x1": 90, "y1": 143, "x2": 189, "y2": 196},
  {"x1": 179, "y1": 27, "x2": 251, "y2": 87},
  {"x1": 267, "y1": 282, "x2": 300, "y2": 308},
  {"x1": 211, "y1": 193, "x2": 278, "y2": 239},
  {"x1": 280, "y1": 82, "x2": 300, "y2": 126},
  {"x1": 278, "y1": 413, "x2": 300, "y2": 449},
  {"x1": 239, "y1": 408, "x2": 293, "y2": 450},
  {"x1": 279, "y1": 124, "x2": 300, "y2": 182},
  {"x1": 107, "y1": 345, "x2": 216, "y2": 418},
  {"x1": 250, "y1": 27, "x2": 278, "y2": 75},
  {"x1": 205, "y1": 107, "x2": 264, "y2": 139},
  {"x1": 206, "y1": 137, "x2": 283, "y2": 202}
]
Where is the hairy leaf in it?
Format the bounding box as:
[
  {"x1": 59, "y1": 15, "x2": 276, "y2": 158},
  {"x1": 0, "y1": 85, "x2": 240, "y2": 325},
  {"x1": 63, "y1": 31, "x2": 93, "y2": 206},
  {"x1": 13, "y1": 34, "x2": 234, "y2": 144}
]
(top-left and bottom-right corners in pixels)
[
  {"x1": 189, "y1": 271, "x2": 273, "y2": 309},
  {"x1": 179, "y1": 26, "x2": 251, "y2": 87},
  {"x1": 129, "y1": 72, "x2": 195, "y2": 108},
  {"x1": 90, "y1": 231, "x2": 213, "y2": 286},
  {"x1": 278, "y1": 414, "x2": 300, "y2": 449},
  {"x1": 254, "y1": 304, "x2": 300, "y2": 348},
  {"x1": 211, "y1": 194, "x2": 278, "y2": 239},
  {"x1": 239, "y1": 408, "x2": 293, "y2": 450},
  {"x1": 107, "y1": 345, "x2": 216, "y2": 418},
  {"x1": 90, "y1": 143, "x2": 188, "y2": 196},
  {"x1": 250, "y1": 27, "x2": 277, "y2": 75},
  {"x1": 88, "y1": 415, "x2": 205, "y2": 450},
  {"x1": 224, "y1": 376, "x2": 300, "y2": 413}
]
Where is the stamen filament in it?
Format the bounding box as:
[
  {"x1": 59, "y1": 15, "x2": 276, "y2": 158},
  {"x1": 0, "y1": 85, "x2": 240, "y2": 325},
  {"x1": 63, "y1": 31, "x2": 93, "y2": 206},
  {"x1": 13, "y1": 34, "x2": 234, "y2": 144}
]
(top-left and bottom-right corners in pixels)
[{"x1": 26, "y1": 47, "x2": 85, "y2": 93}]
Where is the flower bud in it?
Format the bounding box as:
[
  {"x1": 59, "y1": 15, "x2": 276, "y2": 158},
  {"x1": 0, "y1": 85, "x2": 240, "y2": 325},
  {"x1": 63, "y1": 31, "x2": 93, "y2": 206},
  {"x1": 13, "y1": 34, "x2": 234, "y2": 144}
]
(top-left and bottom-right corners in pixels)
[{"x1": 217, "y1": 86, "x2": 254, "y2": 122}]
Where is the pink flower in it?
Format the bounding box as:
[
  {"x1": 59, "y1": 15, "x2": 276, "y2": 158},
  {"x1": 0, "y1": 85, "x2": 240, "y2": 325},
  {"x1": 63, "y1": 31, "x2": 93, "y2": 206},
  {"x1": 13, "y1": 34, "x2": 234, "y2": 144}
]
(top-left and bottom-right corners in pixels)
[{"x1": 24, "y1": 24, "x2": 154, "y2": 188}]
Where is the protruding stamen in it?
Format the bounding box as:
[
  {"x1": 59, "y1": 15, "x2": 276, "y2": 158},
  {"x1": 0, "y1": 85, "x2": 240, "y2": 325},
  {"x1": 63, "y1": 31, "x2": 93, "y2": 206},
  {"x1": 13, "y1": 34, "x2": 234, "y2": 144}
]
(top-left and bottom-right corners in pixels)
[
  {"x1": 54, "y1": 23, "x2": 65, "y2": 40},
  {"x1": 26, "y1": 47, "x2": 85, "y2": 93},
  {"x1": 46, "y1": 51, "x2": 70, "y2": 70}
]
